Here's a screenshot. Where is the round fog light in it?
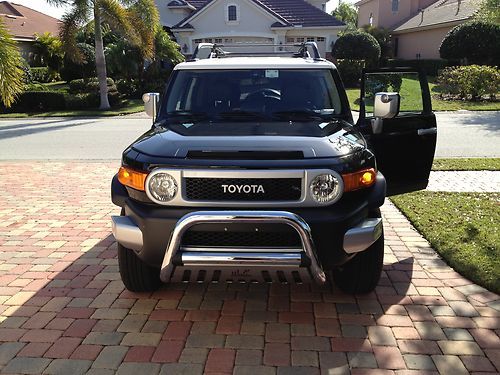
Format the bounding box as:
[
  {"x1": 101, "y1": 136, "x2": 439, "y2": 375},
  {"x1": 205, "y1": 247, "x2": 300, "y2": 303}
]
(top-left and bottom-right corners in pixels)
[
  {"x1": 310, "y1": 174, "x2": 342, "y2": 203},
  {"x1": 148, "y1": 172, "x2": 178, "y2": 202}
]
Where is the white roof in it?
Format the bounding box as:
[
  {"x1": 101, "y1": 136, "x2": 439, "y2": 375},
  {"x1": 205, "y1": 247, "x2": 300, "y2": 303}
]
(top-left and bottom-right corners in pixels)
[{"x1": 174, "y1": 57, "x2": 336, "y2": 70}]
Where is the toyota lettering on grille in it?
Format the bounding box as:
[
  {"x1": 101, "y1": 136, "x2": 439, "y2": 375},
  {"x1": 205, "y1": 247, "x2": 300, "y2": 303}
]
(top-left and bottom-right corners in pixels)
[{"x1": 221, "y1": 184, "x2": 265, "y2": 194}]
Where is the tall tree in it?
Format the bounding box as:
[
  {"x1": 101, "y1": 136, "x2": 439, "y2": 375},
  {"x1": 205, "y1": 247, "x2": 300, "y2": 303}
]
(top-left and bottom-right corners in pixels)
[
  {"x1": 475, "y1": 0, "x2": 500, "y2": 25},
  {"x1": 331, "y1": 2, "x2": 358, "y2": 30},
  {"x1": 48, "y1": 0, "x2": 160, "y2": 110},
  {"x1": 0, "y1": 19, "x2": 24, "y2": 108}
]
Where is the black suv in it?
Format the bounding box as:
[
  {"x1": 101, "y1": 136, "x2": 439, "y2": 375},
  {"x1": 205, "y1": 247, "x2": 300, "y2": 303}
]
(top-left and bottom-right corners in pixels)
[{"x1": 111, "y1": 43, "x2": 436, "y2": 294}]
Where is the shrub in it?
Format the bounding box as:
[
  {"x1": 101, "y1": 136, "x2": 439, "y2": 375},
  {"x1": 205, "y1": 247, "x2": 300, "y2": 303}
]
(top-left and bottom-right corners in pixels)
[
  {"x1": 336, "y1": 59, "x2": 365, "y2": 87},
  {"x1": 69, "y1": 77, "x2": 115, "y2": 94},
  {"x1": 29, "y1": 67, "x2": 53, "y2": 83},
  {"x1": 11, "y1": 91, "x2": 66, "y2": 111},
  {"x1": 365, "y1": 74, "x2": 402, "y2": 97},
  {"x1": 440, "y1": 21, "x2": 500, "y2": 66},
  {"x1": 362, "y1": 25, "x2": 392, "y2": 61},
  {"x1": 67, "y1": 77, "x2": 121, "y2": 108},
  {"x1": 333, "y1": 31, "x2": 381, "y2": 66},
  {"x1": 437, "y1": 65, "x2": 500, "y2": 100},
  {"x1": 116, "y1": 79, "x2": 142, "y2": 98},
  {"x1": 60, "y1": 43, "x2": 96, "y2": 82}
]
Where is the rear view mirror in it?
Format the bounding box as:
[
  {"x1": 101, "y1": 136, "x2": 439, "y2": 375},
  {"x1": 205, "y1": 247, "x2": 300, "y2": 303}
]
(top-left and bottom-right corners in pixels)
[
  {"x1": 142, "y1": 93, "x2": 160, "y2": 119},
  {"x1": 373, "y1": 92, "x2": 400, "y2": 119}
]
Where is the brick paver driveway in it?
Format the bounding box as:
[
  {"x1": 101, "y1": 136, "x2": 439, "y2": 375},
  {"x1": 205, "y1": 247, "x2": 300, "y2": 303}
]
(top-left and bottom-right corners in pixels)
[{"x1": 0, "y1": 162, "x2": 499, "y2": 375}]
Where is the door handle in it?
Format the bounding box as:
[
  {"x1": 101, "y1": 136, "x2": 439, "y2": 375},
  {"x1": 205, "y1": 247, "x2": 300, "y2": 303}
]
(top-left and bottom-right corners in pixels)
[{"x1": 417, "y1": 127, "x2": 437, "y2": 136}]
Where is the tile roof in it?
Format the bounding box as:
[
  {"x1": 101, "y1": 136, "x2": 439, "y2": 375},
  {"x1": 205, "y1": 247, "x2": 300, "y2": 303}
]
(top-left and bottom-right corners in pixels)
[
  {"x1": 0, "y1": 1, "x2": 61, "y2": 40},
  {"x1": 393, "y1": 0, "x2": 478, "y2": 32},
  {"x1": 174, "y1": 0, "x2": 344, "y2": 28}
]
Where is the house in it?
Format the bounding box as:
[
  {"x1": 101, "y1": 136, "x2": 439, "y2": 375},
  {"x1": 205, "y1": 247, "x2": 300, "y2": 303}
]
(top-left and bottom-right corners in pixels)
[
  {"x1": 0, "y1": 1, "x2": 61, "y2": 64},
  {"x1": 155, "y1": 0, "x2": 346, "y2": 58},
  {"x1": 356, "y1": 0, "x2": 479, "y2": 60}
]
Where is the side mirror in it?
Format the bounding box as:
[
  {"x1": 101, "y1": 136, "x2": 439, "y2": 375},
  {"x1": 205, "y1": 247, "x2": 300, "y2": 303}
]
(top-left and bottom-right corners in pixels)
[
  {"x1": 373, "y1": 92, "x2": 400, "y2": 119},
  {"x1": 142, "y1": 93, "x2": 160, "y2": 120}
]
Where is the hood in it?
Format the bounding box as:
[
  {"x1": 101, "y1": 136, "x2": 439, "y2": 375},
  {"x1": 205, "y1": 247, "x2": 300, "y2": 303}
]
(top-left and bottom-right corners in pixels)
[{"x1": 130, "y1": 120, "x2": 366, "y2": 159}]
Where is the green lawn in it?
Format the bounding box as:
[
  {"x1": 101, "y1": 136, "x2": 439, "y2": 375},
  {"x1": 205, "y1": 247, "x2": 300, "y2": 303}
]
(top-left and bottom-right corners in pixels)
[
  {"x1": 391, "y1": 192, "x2": 500, "y2": 294},
  {"x1": 433, "y1": 158, "x2": 500, "y2": 171},
  {"x1": 347, "y1": 80, "x2": 500, "y2": 111},
  {"x1": 0, "y1": 99, "x2": 143, "y2": 118}
]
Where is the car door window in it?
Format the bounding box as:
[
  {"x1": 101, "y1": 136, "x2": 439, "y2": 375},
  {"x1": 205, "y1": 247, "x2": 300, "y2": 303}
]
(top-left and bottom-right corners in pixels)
[{"x1": 363, "y1": 72, "x2": 424, "y2": 117}]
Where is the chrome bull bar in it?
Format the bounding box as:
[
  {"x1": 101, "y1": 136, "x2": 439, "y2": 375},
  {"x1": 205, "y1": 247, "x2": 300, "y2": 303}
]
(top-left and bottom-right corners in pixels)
[{"x1": 160, "y1": 211, "x2": 327, "y2": 284}]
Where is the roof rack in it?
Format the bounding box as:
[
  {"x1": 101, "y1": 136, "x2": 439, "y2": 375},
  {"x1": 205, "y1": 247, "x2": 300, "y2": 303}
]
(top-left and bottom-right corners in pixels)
[{"x1": 190, "y1": 42, "x2": 322, "y2": 61}]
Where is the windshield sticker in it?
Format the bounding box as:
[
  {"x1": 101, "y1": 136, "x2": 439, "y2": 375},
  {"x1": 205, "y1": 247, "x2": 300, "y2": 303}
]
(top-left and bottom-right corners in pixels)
[
  {"x1": 318, "y1": 122, "x2": 329, "y2": 129},
  {"x1": 265, "y1": 70, "x2": 279, "y2": 78},
  {"x1": 182, "y1": 123, "x2": 194, "y2": 128}
]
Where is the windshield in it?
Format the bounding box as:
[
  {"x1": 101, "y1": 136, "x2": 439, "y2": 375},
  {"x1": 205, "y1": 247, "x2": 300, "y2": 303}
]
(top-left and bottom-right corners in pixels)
[{"x1": 160, "y1": 69, "x2": 344, "y2": 127}]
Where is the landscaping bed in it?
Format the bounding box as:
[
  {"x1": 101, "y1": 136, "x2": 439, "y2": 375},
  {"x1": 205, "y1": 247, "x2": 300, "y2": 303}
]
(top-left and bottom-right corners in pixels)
[{"x1": 391, "y1": 191, "x2": 500, "y2": 294}]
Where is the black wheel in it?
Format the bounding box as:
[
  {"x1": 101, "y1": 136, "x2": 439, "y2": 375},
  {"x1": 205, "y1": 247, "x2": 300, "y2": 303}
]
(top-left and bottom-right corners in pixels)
[
  {"x1": 117, "y1": 243, "x2": 162, "y2": 292},
  {"x1": 332, "y1": 225, "x2": 384, "y2": 294}
]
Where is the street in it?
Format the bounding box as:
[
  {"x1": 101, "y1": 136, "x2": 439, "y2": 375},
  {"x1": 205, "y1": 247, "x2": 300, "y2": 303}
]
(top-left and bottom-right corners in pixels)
[{"x1": 0, "y1": 111, "x2": 499, "y2": 160}]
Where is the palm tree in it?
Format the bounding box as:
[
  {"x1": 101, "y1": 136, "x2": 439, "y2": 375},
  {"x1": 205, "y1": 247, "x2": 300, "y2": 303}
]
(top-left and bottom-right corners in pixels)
[
  {"x1": 48, "y1": 0, "x2": 160, "y2": 110},
  {"x1": 0, "y1": 19, "x2": 24, "y2": 108}
]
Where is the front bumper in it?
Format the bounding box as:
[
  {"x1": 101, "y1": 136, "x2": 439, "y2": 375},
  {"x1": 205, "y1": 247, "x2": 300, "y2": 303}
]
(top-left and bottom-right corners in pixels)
[{"x1": 112, "y1": 211, "x2": 382, "y2": 284}]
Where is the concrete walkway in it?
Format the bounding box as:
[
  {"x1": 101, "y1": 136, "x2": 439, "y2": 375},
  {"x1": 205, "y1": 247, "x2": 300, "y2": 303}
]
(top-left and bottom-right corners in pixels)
[
  {"x1": 427, "y1": 171, "x2": 500, "y2": 193},
  {"x1": 0, "y1": 162, "x2": 498, "y2": 374}
]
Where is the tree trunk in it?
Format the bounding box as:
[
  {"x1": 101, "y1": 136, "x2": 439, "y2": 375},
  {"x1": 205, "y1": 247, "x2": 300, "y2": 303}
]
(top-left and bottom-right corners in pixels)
[{"x1": 94, "y1": 4, "x2": 110, "y2": 110}]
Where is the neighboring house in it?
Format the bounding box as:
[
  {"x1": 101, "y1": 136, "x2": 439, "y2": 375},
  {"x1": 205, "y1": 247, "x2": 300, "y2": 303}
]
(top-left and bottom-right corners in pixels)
[
  {"x1": 356, "y1": 0, "x2": 479, "y2": 60},
  {"x1": 0, "y1": 1, "x2": 61, "y2": 64},
  {"x1": 155, "y1": 0, "x2": 346, "y2": 58}
]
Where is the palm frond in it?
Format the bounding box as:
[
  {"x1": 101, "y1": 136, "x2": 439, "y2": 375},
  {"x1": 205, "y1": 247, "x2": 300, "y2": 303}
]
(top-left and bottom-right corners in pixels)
[
  {"x1": 99, "y1": 0, "x2": 132, "y2": 38},
  {"x1": 60, "y1": 2, "x2": 91, "y2": 63},
  {"x1": 0, "y1": 19, "x2": 24, "y2": 107},
  {"x1": 126, "y1": 0, "x2": 160, "y2": 59}
]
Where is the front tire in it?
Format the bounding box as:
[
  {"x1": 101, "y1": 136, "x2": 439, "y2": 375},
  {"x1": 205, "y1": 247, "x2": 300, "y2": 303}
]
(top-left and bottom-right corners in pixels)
[
  {"x1": 117, "y1": 243, "x2": 162, "y2": 292},
  {"x1": 332, "y1": 227, "x2": 384, "y2": 294}
]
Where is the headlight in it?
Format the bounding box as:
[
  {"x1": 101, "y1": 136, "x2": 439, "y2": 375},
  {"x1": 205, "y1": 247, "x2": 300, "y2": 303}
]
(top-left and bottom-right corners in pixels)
[
  {"x1": 148, "y1": 172, "x2": 178, "y2": 202},
  {"x1": 310, "y1": 173, "x2": 342, "y2": 203}
]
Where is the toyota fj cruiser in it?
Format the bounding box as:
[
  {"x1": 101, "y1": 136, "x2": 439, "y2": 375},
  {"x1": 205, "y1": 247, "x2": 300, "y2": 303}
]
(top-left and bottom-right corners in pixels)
[{"x1": 111, "y1": 42, "x2": 437, "y2": 293}]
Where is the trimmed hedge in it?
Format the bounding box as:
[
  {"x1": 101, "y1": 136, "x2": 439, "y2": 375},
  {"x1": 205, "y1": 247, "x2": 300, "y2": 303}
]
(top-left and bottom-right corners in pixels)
[
  {"x1": 440, "y1": 21, "x2": 500, "y2": 66},
  {"x1": 10, "y1": 91, "x2": 66, "y2": 111},
  {"x1": 437, "y1": 65, "x2": 500, "y2": 100},
  {"x1": 385, "y1": 59, "x2": 458, "y2": 76},
  {"x1": 333, "y1": 31, "x2": 381, "y2": 65}
]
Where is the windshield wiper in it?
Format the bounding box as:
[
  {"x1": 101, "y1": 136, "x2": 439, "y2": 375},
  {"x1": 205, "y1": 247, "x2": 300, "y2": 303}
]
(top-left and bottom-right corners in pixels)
[
  {"x1": 216, "y1": 110, "x2": 268, "y2": 120},
  {"x1": 271, "y1": 110, "x2": 325, "y2": 121},
  {"x1": 166, "y1": 110, "x2": 209, "y2": 120}
]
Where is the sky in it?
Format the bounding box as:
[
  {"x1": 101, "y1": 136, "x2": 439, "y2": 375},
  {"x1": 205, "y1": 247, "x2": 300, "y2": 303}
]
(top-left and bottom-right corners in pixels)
[{"x1": 11, "y1": 0, "x2": 355, "y2": 19}]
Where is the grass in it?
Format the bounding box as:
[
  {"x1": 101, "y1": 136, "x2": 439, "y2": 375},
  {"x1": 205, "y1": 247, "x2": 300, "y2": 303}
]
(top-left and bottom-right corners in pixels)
[
  {"x1": 391, "y1": 192, "x2": 500, "y2": 294},
  {"x1": 0, "y1": 99, "x2": 143, "y2": 118},
  {"x1": 347, "y1": 79, "x2": 500, "y2": 111},
  {"x1": 433, "y1": 158, "x2": 500, "y2": 171}
]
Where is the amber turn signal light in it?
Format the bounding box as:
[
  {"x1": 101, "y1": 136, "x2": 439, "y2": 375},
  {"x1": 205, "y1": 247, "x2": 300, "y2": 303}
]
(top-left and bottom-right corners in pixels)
[
  {"x1": 118, "y1": 167, "x2": 148, "y2": 191},
  {"x1": 342, "y1": 168, "x2": 377, "y2": 192}
]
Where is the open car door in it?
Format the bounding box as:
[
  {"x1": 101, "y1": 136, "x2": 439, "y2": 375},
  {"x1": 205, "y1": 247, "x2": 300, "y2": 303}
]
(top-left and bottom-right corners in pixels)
[{"x1": 356, "y1": 68, "x2": 437, "y2": 196}]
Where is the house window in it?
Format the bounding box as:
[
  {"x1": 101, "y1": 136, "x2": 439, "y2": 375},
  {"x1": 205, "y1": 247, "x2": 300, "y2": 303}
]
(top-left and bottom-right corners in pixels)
[
  {"x1": 316, "y1": 37, "x2": 325, "y2": 42},
  {"x1": 194, "y1": 39, "x2": 202, "y2": 44},
  {"x1": 307, "y1": 37, "x2": 315, "y2": 42},
  {"x1": 286, "y1": 37, "x2": 295, "y2": 43},
  {"x1": 214, "y1": 38, "x2": 223, "y2": 44},
  {"x1": 203, "y1": 38, "x2": 213, "y2": 43},
  {"x1": 296, "y1": 37, "x2": 305, "y2": 43},
  {"x1": 227, "y1": 4, "x2": 239, "y2": 22},
  {"x1": 392, "y1": 0, "x2": 399, "y2": 12}
]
